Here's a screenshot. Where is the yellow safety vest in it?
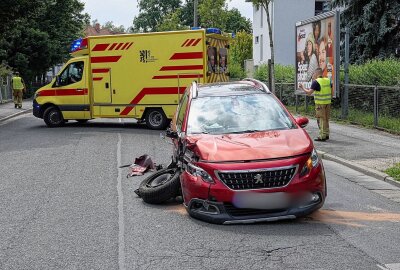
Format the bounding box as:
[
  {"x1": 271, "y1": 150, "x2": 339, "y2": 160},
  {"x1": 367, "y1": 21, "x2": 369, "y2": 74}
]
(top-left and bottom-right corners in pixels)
[
  {"x1": 12, "y1": 76, "x2": 24, "y2": 90},
  {"x1": 314, "y1": 77, "x2": 332, "y2": 105}
]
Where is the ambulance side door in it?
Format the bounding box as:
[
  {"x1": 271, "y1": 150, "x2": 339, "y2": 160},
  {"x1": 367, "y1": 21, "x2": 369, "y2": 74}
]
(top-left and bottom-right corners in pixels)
[{"x1": 92, "y1": 68, "x2": 112, "y2": 104}]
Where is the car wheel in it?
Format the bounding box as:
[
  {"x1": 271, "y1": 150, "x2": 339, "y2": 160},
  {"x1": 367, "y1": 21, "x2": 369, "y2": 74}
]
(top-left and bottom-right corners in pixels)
[
  {"x1": 138, "y1": 168, "x2": 181, "y2": 204},
  {"x1": 145, "y1": 109, "x2": 168, "y2": 130},
  {"x1": 43, "y1": 107, "x2": 64, "y2": 127}
]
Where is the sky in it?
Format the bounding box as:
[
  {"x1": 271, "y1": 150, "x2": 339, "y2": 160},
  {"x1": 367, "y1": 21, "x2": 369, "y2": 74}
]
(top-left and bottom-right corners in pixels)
[{"x1": 82, "y1": 0, "x2": 253, "y2": 30}]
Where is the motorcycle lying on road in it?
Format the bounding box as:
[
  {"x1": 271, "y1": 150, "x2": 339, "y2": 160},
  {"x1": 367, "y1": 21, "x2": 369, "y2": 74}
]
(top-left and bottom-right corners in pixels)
[{"x1": 135, "y1": 128, "x2": 184, "y2": 204}]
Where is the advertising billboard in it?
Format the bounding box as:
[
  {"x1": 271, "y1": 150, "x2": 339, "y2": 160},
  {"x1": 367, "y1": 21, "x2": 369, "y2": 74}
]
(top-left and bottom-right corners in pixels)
[{"x1": 295, "y1": 11, "x2": 339, "y2": 97}]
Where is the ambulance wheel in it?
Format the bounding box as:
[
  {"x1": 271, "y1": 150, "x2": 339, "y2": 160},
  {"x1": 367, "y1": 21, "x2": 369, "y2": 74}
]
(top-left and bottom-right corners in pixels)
[
  {"x1": 43, "y1": 106, "x2": 64, "y2": 127},
  {"x1": 137, "y1": 168, "x2": 181, "y2": 204},
  {"x1": 145, "y1": 109, "x2": 167, "y2": 130}
]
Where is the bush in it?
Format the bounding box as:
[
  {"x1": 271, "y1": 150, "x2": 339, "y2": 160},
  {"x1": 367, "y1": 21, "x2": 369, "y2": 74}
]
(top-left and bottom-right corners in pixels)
[
  {"x1": 344, "y1": 58, "x2": 400, "y2": 86},
  {"x1": 229, "y1": 62, "x2": 246, "y2": 79},
  {"x1": 253, "y1": 64, "x2": 296, "y2": 83},
  {"x1": 253, "y1": 64, "x2": 268, "y2": 81}
]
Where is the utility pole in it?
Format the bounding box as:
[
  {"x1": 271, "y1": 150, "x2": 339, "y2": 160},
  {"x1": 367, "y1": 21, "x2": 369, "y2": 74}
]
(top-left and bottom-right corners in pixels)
[
  {"x1": 193, "y1": 0, "x2": 198, "y2": 27},
  {"x1": 341, "y1": 26, "x2": 349, "y2": 119}
]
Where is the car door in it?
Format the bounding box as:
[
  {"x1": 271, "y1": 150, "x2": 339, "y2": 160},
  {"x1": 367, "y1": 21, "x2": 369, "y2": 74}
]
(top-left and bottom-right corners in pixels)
[{"x1": 55, "y1": 59, "x2": 89, "y2": 119}]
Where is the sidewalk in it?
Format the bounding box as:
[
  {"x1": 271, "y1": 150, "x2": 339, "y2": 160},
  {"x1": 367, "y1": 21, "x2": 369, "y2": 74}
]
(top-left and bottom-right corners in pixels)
[
  {"x1": 305, "y1": 119, "x2": 400, "y2": 188},
  {"x1": 0, "y1": 99, "x2": 32, "y2": 122},
  {"x1": 1, "y1": 99, "x2": 399, "y2": 187}
]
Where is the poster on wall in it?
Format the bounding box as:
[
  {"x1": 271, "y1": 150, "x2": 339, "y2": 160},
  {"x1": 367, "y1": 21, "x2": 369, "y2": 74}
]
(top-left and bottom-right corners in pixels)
[{"x1": 295, "y1": 11, "x2": 339, "y2": 97}]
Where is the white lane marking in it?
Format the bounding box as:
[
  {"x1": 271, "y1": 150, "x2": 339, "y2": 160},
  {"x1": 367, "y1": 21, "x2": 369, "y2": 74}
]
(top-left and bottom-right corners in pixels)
[
  {"x1": 117, "y1": 133, "x2": 126, "y2": 270},
  {"x1": 378, "y1": 263, "x2": 400, "y2": 270}
]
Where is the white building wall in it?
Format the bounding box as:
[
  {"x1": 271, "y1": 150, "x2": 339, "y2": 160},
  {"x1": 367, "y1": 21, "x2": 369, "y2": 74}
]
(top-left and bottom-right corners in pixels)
[
  {"x1": 252, "y1": 0, "x2": 318, "y2": 66},
  {"x1": 252, "y1": 3, "x2": 271, "y2": 66},
  {"x1": 274, "y1": 0, "x2": 315, "y2": 65}
]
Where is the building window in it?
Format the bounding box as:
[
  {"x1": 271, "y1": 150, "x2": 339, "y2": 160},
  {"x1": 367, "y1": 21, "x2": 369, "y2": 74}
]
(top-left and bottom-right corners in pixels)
[
  {"x1": 260, "y1": 35, "x2": 263, "y2": 61},
  {"x1": 260, "y1": 7, "x2": 263, "y2": 28},
  {"x1": 255, "y1": 36, "x2": 259, "y2": 44}
]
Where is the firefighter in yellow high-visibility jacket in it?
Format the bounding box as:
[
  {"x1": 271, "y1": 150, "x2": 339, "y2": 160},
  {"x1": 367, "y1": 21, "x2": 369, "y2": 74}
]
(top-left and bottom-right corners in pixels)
[
  {"x1": 299, "y1": 67, "x2": 332, "y2": 141},
  {"x1": 11, "y1": 72, "x2": 26, "y2": 109}
]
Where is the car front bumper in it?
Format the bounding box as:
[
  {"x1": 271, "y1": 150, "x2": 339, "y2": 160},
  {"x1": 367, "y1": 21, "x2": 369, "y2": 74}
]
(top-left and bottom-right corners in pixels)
[
  {"x1": 185, "y1": 193, "x2": 324, "y2": 225},
  {"x1": 32, "y1": 99, "x2": 41, "y2": 118}
]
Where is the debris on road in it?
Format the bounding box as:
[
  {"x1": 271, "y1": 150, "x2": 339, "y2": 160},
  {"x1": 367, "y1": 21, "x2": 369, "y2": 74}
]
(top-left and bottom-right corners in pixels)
[{"x1": 120, "y1": 154, "x2": 159, "y2": 178}]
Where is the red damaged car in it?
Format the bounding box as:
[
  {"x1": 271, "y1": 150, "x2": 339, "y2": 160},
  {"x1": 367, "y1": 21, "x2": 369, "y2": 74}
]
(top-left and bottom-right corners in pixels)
[{"x1": 148, "y1": 79, "x2": 326, "y2": 224}]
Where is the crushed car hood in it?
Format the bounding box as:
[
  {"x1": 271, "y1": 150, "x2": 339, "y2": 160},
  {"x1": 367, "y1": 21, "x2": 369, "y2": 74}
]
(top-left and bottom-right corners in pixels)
[{"x1": 186, "y1": 129, "x2": 313, "y2": 162}]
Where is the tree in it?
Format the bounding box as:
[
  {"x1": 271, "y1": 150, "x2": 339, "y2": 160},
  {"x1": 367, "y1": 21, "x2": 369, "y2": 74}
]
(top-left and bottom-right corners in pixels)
[
  {"x1": 180, "y1": 0, "x2": 198, "y2": 28},
  {"x1": 198, "y1": 0, "x2": 227, "y2": 29},
  {"x1": 132, "y1": 0, "x2": 181, "y2": 32},
  {"x1": 156, "y1": 9, "x2": 189, "y2": 32},
  {"x1": 229, "y1": 30, "x2": 253, "y2": 78},
  {"x1": 230, "y1": 30, "x2": 253, "y2": 68},
  {"x1": 103, "y1": 21, "x2": 126, "y2": 33},
  {"x1": 333, "y1": 0, "x2": 400, "y2": 63},
  {"x1": 0, "y1": 62, "x2": 12, "y2": 78},
  {"x1": 225, "y1": 8, "x2": 252, "y2": 33},
  {"x1": 250, "y1": 0, "x2": 275, "y2": 93},
  {"x1": 0, "y1": 0, "x2": 88, "y2": 83}
]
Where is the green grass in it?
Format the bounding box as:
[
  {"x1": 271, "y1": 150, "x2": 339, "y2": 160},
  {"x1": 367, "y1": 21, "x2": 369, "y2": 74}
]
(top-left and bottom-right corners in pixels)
[
  {"x1": 385, "y1": 163, "x2": 400, "y2": 182},
  {"x1": 286, "y1": 105, "x2": 400, "y2": 133}
]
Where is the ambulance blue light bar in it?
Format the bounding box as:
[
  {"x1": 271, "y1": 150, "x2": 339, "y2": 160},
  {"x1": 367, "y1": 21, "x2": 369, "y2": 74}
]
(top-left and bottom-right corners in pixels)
[
  {"x1": 190, "y1": 27, "x2": 222, "y2": 35},
  {"x1": 70, "y1": 38, "x2": 88, "y2": 53},
  {"x1": 206, "y1": 28, "x2": 222, "y2": 34}
]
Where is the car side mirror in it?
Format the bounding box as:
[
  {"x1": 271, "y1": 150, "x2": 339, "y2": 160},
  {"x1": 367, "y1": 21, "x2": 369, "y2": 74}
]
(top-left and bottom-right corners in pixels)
[
  {"x1": 165, "y1": 128, "x2": 178, "y2": 139},
  {"x1": 295, "y1": 116, "x2": 309, "y2": 128}
]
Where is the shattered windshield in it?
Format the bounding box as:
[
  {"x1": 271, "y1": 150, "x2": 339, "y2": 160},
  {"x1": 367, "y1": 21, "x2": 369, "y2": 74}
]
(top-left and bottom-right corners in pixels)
[{"x1": 187, "y1": 93, "x2": 295, "y2": 135}]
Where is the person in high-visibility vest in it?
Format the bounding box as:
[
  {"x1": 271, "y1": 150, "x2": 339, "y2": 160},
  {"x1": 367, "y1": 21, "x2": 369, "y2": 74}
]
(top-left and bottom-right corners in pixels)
[
  {"x1": 299, "y1": 67, "x2": 332, "y2": 141},
  {"x1": 11, "y1": 71, "x2": 26, "y2": 109}
]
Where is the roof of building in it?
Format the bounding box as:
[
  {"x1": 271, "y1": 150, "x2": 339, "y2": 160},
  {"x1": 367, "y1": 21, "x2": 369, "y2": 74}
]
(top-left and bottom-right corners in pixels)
[{"x1": 83, "y1": 23, "x2": 122, "y2": 37}]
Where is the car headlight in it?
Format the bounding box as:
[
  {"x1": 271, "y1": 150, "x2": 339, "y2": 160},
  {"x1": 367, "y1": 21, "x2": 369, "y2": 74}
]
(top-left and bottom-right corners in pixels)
[
  {"x1": 33, "y1": 91, "x2": 41, "y2": 99},
  {"x1": 300, "y1": 149, "x2": 319, "y2": 177},
  {"x1": 186, "y1": 163, "x2": 214, "y2": 183}
]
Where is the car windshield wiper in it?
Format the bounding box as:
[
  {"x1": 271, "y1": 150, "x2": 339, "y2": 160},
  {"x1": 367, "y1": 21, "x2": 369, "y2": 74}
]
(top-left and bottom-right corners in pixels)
[
  {"x1": 190, "y1": 131, "x2": 209, "y2": 134},
  {"x1": 227, "y1": 129, "x2": 262, "y2": 134}
]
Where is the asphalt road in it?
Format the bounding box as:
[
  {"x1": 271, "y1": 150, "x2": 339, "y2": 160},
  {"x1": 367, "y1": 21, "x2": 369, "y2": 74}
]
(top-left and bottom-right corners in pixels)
[{"x1": 0, "y1": 115, "x2": 399, "y2": 270}]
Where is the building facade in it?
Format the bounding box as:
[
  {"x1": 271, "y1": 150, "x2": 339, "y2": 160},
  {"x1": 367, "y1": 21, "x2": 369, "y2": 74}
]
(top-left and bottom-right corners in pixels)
[{"x1": 251, "y1": 0, "x2": 331, "y2": 66}]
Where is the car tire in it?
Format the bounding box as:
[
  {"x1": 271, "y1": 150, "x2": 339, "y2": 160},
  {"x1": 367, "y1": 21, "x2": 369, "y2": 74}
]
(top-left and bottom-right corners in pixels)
[
  {"x1": 43, "y1": 106, "x2": 64, "y2": 127},
  {"x1": 145, "y1": 109, "x2": 168, "y2": 130},
  {"x1": 138, "y1": 168, "x2": 181, "y2": 204}
]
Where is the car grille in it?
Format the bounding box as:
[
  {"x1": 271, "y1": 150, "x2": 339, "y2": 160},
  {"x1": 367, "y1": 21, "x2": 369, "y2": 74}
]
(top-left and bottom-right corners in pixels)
[{"x1": 216, "y1": 166, "x2": 297, "y2": 190}]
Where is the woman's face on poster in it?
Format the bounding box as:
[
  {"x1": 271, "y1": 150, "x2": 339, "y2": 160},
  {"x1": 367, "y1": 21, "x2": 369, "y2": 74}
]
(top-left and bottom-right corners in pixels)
[
  {"x1": 314, "y1": 24, "x2": 320, "y2": 39},
  {"x1": 319, "y1": 40, "x2": 327, "y2": 70},
  {"x1": 307, "y1": 41, "x2": 313, "y2": 56}
]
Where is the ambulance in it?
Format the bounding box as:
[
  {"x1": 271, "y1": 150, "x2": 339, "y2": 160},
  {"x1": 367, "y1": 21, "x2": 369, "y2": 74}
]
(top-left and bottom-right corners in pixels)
[{"x1": 33, "y1": 28, "x2": 230, "y2": 129}]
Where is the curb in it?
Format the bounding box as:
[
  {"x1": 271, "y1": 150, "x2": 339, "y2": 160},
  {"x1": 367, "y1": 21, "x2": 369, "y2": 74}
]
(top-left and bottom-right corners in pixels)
[
  {"x1": 0, "y1": 108, "x2": 32, "y2": 123},
  {"x1": 318, "y1": 150, "x2": 400, "y2": 189}
]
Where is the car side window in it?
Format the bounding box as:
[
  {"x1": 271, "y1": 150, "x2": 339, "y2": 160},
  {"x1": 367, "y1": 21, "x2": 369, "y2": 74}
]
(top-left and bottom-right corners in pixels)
[
  {"x1": 57, "y1": 61, "x2": 84, "y2": 86},
  {"x1": 176, "y1": 92, "x2": 189, "y2": 132}
]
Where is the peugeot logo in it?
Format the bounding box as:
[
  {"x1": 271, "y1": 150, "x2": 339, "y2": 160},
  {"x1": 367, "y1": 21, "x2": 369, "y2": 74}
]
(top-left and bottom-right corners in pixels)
[{"x1": 254, "y1": 174, "x2": 264, "y2": 184}]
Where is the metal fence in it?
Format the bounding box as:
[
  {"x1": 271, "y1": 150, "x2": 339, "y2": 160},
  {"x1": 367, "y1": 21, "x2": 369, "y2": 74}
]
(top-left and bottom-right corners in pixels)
[
  {"x1": 274, "y1": 82, "x2": 400, "y2": 133},
  {"x1": 0, "y1": 75, "x2": 13, "y2": 103}
]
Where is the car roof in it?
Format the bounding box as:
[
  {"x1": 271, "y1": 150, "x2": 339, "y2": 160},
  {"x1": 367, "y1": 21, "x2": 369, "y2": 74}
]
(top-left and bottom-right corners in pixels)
[{"x1": 196, "y1": 81, "x2": 268, "y2": 98}]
